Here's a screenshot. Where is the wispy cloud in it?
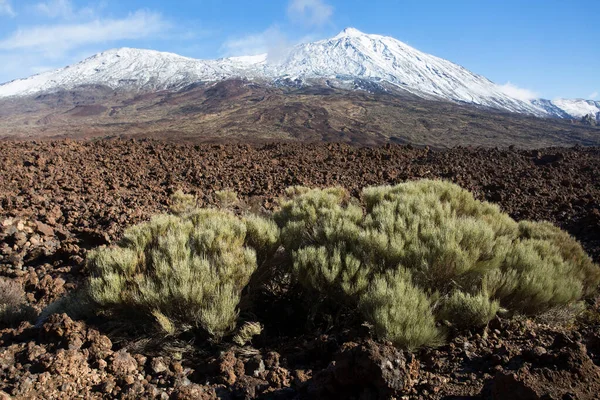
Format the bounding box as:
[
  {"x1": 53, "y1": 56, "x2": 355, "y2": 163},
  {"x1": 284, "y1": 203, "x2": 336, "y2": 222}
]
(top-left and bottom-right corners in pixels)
[
  {"x1": 589, "y1": 91, "x2": 598, "y2": 100},
  {"x1": 32, "y1": 0, "x2": 96, "y2": 20},
  {"x1": 499, "y1": 82, "x2": 539, "y2": 101},
  {"x1": 222, "y1": 0, "x2": 334, "y2": 62},
  {"x1": 0, "y1": 10, "x2": 168, "y2": 55},
  {"x1": 0, "y1": 4, "x2": 172, "y2": 83},
  {"x1": 221, "y1": 26, "x2": 290, "y2": 60},
  {"x1": 287, "y1": 0, "x2": 333, "y2": 27},
  {"x1": 221, "y1": 26, "x2": 322, "y2": 64},
  {"x1": 0, "y1": 0, "x2": 16, "y2": 17}
]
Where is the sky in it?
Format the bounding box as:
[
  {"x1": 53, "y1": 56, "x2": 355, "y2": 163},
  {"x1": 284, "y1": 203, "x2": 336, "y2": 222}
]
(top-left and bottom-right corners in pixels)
[{"x1": 0, "y1": 0, "x2": 598, "y2": 100}]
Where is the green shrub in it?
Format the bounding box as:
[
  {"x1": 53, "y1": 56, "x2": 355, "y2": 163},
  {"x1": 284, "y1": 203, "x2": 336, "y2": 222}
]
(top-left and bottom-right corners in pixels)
[
  {"x1": 85, "y1": 209, "x2": 276, "y2": 339},
  {"x1": 517, "y1": 221, "x2": 600, "y2": 297},
  {"x1": 276, "y1": 180, "x2": 600, "y2": 348},
  {"x1": 232, "y1": 321, "x2": 263, "y2": 346},
  {"x1": 169, "y1": 190, "x2": 197, "y2": 215},
  {"x1": 437, "y1": 291, "x2": 500, "y2": 329},
  {"x1": 0, "y1": 278, "x2": 37, "y2": 327},
  {"x1": 41, "y1": 180, "x2": 599, "y2": 351},
  {"x1": 359, "y1": 269, "x2": 443, "y2": 349},
  {"x1": 244, "y1": 214, "x2": 280, "y2": 264},
  {"x1": 215, "y1": 189, "x2": 239, "y2": 209}
]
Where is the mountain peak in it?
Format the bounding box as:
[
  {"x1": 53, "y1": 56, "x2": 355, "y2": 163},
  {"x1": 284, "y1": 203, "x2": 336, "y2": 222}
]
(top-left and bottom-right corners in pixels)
[
  {"x1": 0, "y1": 27, "x2": 592, "y2": 121},
  {"x1": 334, "y1": 27, "x2": 366, "y2": 39}
]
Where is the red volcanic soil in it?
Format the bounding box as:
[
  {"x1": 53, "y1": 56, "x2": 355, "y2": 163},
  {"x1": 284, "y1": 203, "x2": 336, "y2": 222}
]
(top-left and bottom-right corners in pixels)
[{"x1": 1, "y1": 139, "x2": 600, "y2": 399}]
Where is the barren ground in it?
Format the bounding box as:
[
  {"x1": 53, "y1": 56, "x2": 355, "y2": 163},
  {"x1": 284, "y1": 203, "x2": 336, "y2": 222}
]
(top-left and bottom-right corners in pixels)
[
  {"x1": 1, "y1": 81, "x2": 599, "y2": 148},
  {"x1": 1, "y1": 140, "x2": 600, "y2": 399}
]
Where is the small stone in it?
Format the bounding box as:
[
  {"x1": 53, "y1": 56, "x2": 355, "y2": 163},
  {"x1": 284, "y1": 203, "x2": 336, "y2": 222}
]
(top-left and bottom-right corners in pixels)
[
  {"x1": 244, "y1": 356, "x2": 265, "y2": 378},
  {"x1": 14, "y1": 232, "x2": 28, "y2": 246},
  {"x1": 264, "y1": 351, "x2": 280, "y2": 369},
  {"x1": 532, "y1": 346, "x2": 547, "y2": 357},
  {"x1": 35, "y1": 221, "x2": 55, "y2": 237},
  {"x1": 171, "y1": 361, "x2": 184, "y2": 375},
  {"x1": 110, "y1": 349, "x2": 138, "y2": 378},
  {"x1": 150, "y1": 357, "x2": 169, "y2": 374}
]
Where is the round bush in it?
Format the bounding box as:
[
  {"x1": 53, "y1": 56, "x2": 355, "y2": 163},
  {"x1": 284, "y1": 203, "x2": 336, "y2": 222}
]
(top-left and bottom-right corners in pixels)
[
  {"x1": 275, "y1": 180, "x2": 600, "y2": 348},
  {"x1": 87, "y1": 209, "x2": 278, "y2": 339}
]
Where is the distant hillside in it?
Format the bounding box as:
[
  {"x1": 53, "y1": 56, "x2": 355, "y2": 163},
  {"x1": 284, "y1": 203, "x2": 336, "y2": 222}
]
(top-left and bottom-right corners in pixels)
[{"x1": 1, "y1": 80, "x2": 598, "y2": 148}]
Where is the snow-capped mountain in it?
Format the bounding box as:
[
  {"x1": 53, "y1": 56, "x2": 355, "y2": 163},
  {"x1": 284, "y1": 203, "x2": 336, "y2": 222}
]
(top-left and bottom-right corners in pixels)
[
  {"x1": 267, "y1": 28, "x2": 543, "y2": 115},
  {"x1": 550, "y1": 99, "x2": 600, "y2": 120},
  {"x1": 0, "y1": 27, "x2": 596, "y2": 122},
  {"x1": 0, "y1": 48, "x2": 266, "y2": 98}
]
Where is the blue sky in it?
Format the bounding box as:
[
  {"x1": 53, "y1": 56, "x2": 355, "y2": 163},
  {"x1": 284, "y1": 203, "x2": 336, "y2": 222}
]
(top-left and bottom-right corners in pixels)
[{"x1": 0, "y1": 0, "x2": 598, "y2": 100}]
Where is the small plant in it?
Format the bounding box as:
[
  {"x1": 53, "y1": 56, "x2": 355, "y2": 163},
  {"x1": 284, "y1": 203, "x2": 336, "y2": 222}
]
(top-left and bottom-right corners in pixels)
[
  {"x1": 437, "y1": 291, "x2": 500, "y2": 329},
  {"x1": 169, "y1": 190, "x2": 197, "y2": 216},
  {"x1": 85, "y1": 209, "x2": 276, "y2": 339},
  {"x1": 359, "y1": 270, "x2": 443, "y2": 349},
  {"x1": 232, "y1": 321, "x2": 263, "y2": 346},
  {"x1": 0, "y1": 278, "x2": 36, "y2": 327},
  {"x1": 215, "y1": 189, "x2": 239, "y2": 209}
]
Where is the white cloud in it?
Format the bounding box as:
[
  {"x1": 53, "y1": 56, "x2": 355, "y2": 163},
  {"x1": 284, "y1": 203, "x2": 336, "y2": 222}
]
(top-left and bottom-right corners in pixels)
[
  {"x1": 33, "y1": 0, "x2": 98, "y2": 19},
  {"x1": 222, "y1": 30, "x2": 273, "y2": 57},
  {"x1": 223, "y1": 1, "x2": 333, "y2": 59},
  {"x1": 287, "y1": 0, "x2": 333, "y2": 27},
  {"x1": 0, "y1": 0, "x2": 16, "y2": 17},
  {"x1": 0, "y1": 10, "x2": 168, "y2": 55},
  {"x1": 589, "y1": 91, "x2": 598, "y2": 100},
  {"x1": 221, "y1": 26, "x2": 293, "y2": 63},
  {"x1": 499, "y1": 82, "x2": 539, "y2": 101},
  {"x1": 34, "y1": 0, "x2": 74, "y2": 18}
]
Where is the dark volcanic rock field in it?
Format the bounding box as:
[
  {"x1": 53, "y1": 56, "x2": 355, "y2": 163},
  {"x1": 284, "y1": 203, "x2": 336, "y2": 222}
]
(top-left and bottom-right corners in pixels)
[{"x1": 1, "y1": 139, "x2": 600, "y2": 399}]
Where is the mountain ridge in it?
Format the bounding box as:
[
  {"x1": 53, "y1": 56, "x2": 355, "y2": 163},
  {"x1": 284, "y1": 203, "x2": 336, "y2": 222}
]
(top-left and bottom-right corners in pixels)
[{"x1": 0, "y1": 27, "x2": 598, "y2": 122}]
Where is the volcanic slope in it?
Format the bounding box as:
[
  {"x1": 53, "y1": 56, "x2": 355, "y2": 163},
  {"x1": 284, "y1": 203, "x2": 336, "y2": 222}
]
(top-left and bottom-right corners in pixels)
[{"x1": 1, "y1": 80, "x2": 599, "y2": 148}]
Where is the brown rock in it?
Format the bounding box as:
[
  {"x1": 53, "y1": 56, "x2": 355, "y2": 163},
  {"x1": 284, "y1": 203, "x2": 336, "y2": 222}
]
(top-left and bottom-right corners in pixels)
[
  {"x1": 109, "y1": 349, "x2": 138, "y2": 378},
  {"x1": 40, "y1": 313, "x2": 85, "y2": 350},
  {"x1": 244, "y1": 355, "x2": 265, "y2": 378},
  {"x1": 264, "y1": 351, "x2": 280, "y2": 369},
  {"x1": 293, "y1": 369, "x2": 311, "y2": 388},
  {"x1": 308, "y1": 340, "x2": 420, "y2": 399},
  {"x1": 87, "y1": 330, "x2": 113, "y2": 360},
  {"x1": 35, "y1": 221, "x2": 54, "y2": 237},
  {"x1": 487, "y1": 372, "x2": 543, "y2": 400},
  {"x1": 171, "y1": 384, "x2": 218, "y2": 400},
  {"x1": 217, "y1": 350, "x2": 245, "y2": 385},
  {"x1": 150, "y1": 357, "x2": 169, "y2": 374},
  {"x1": 266, "y1": 367, "x2": 290, "y2": 389},
  {"x1": 232, "y1": 375, "x2": 269, "y2": 399},
  {"x1": 483, "y1": 340, "x2": 600, "y2": 400}
]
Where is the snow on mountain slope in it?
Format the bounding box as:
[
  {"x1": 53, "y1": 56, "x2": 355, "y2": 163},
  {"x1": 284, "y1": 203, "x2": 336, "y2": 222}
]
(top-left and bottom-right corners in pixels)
[
  {"x1": 266, "y1": 28, "x2": 543, "y2": 115},
  {"x1": 551, "y1": 99, "x2": 600, "y2": 120},
  {"x1": 0, "y1": 48, "x2": 264, "y2": 97},
  {"x1": 0, "y1": 27, "x2": 594, "y2": 121}
]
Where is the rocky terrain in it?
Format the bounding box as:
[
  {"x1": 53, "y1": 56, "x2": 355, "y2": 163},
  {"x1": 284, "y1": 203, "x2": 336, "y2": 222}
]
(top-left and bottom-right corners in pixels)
[
  {"x1": 1, "y1": 139, "x2": 600, "y2": 399},
  {"x1": 1, "y1": 81, "x2": 599, "y2": 148}
]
